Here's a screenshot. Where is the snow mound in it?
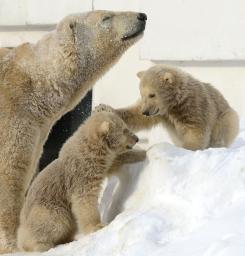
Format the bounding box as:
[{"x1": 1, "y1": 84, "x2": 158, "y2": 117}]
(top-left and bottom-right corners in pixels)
[{"x1": 9, "y1": 121, "x2": 245, "y2": 256}]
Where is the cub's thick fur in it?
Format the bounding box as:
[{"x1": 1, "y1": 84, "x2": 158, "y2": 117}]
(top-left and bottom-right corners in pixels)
[
  {"x1": 96, "y1": 65, "x2": 239, "y2": 150},
  {"x1": 17, "y1": 112, "x2": 145, "y2": 252},
  {"x1": 0, "y1": 11, "x2": 146, "y2": 253}
]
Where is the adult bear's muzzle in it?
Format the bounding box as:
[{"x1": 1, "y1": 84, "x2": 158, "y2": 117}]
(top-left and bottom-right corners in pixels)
[{"x1": 122, "y1": 12, "x2": 147, "y2": 41}]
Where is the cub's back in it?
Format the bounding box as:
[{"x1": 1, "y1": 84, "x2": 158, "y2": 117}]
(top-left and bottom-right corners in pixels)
[
  {"x1": 202, "y1": 83, "x2": 230, "y2": 115},
  {"x1": 22, "y1": 160, "x2": 68, "y2": 217}
]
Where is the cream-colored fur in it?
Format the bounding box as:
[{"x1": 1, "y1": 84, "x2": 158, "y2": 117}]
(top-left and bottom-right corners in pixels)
[
  {"x1": 17, "y1": 112, "x2": 145, "y2": 252},
  {"x1": 0, "y1": 10, "x2": 146, "y2": 253},
  {"x1": 96, "y1": 65, "x2": 239, "y2": 150}
]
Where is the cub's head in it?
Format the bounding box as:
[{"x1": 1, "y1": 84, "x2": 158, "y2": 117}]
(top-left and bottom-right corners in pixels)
[
  {"x1": 137, "y1": 65, "x2": 186, "y2": 116},
  {"x1": 57, "y1": 10, "x2": 146, "y2": 62},
  {"x1": 88, "y1": 112, "x2": 139, "y2": 154}
]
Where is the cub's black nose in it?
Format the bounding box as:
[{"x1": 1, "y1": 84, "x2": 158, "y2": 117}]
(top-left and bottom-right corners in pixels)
[
  {"x1": 135, "y1": 136, "x2": 139, "y2": 143},
  {"x1": 142, "y1": 110, "x2": 150, "y2": 116},
  {"x1": 137, "y1": 13, "x2": 147, "y2": 21}
]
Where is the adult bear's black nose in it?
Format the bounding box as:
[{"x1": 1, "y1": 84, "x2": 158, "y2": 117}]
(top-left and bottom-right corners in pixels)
[{"x1": 137, "y1": 13, "x2": 147, "y2": 21}]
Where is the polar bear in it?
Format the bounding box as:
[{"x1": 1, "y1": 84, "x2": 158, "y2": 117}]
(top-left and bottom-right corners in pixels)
[
  {"x1": 17, "y1": 111, "x2": 145, "y2": 252},
  {"x1": 0, "y1": 10, "x2": 147, "y2": 253},
  {"x1": 95, "y1": 65, "x2": 239, "y2": 150}
]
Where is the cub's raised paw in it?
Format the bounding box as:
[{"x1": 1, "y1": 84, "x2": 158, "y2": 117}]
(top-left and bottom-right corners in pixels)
[
  {"x1": 129, "y1": 149, "x2": 147, "y2": 163},
  {"x1": 93, "y1": 104, "x2": 115, "y2": 114},
  {"x1": 135, "y1": 149, "x2": 147, "y2": 162},
  {"x1": 117, "y1": 149, "x2": 147, "y2": 164}
]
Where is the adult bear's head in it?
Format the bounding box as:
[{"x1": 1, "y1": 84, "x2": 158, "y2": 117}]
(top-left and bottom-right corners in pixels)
[{"x1": 56, "y1": 10, "x2": 147, "y2": 66}]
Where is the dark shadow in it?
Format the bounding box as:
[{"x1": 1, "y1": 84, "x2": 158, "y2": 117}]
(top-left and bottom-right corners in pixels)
[{"x1": 101, "y1": 160, "x2": 147, "y2": 223}]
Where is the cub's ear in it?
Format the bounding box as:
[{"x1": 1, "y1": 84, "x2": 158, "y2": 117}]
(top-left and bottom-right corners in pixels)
[
  {"x1": 99, "y1": 121, "x2": 110, "y2": 135},
  {"x1": 137, "y1": 71, "x2": 145, "y2": 79},
  {"x1": 161, "y1": 72, "x2": 175, "y2": 84}
]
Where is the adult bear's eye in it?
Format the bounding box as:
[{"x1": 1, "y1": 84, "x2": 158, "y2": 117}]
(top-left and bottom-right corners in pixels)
[
  {"x1": 101, "y1": 15, "x2": 113, "y2": 29},
  {"x1": 102, "y1": 16, "x2": 112, "y2": 22},
  {"x1": 149, "y1": 94, "x2": 156, "y2": 98}
]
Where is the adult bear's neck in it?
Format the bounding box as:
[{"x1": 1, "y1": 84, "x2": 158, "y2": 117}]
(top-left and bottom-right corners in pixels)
[{"x1": 31, "y1": 33, "x2": 122, "y2": 118}]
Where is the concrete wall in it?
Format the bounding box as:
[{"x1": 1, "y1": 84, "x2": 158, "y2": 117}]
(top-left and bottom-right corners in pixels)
[
  {"x1": 0, "y1": 0, "x2": 91, "y2": 25},
  {"x1": 140, "y1": 0, "x2": 245, "y2": 61}
]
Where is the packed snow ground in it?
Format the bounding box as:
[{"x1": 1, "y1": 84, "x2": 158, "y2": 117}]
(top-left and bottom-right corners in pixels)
[{"x1": 7, "y1": 121, "x2": 245, "y2": 256}]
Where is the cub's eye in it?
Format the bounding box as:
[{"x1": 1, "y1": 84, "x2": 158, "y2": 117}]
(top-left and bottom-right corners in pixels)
[
  {"x1": 102, "y1": 16, "x2": 112, "y2": 22},
  {"x1": 123, "y1": 128, "x2": 128, "y2": 134},
  {"x1": 149, "y1": 94, "x2": 156, "y2": 98}
]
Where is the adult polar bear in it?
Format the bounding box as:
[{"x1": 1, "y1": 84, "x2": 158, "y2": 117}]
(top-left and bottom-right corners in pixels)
[{"x1": 0, "y1": 10, "x2": 147, "y2": 253}]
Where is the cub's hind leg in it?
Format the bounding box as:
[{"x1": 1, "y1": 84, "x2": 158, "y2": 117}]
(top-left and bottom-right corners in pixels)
[
  {"x1": 18, "y1": 206, "x2": 75, "y2": 252},
  {"x1": 178, "y1": 126, "x2": 210, "y2": 150},
  {"x1": 211, "y1": 109, "x2": 239, "y2": 147}
]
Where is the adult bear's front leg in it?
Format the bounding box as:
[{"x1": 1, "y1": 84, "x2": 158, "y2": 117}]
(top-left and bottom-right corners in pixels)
[
  {"x1": 0, "y1": 178, "x2": 26, "y2": 253},
  {"x1": 0, "y1": 121, "x2": 40, "y2": 253}
]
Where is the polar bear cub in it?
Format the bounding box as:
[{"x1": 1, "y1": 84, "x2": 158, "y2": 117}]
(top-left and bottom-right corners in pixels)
[
  {"x1": 17, "y1": 112, "x2": 145, "y2": 252},
  {"x1": 96, "y1": 65, "x2": 239, "y2": 150}
]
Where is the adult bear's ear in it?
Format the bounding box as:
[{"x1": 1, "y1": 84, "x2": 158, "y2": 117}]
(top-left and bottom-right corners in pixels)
[
  {"x1": 137, "y1": 71, "x2": 144, "y2": 79},
  {"x1": 161, "y1": 72, "x2": 175, "y2": 85}
]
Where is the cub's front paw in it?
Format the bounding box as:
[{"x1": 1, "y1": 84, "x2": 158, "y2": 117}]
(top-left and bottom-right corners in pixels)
[
  {"x1": 93, "y1": 104, "x2": 115, "y2": 114},
  {"x1": 132, "y1": 149, "x2": 147, "y2": 162},
  {"x1": 94, "y1": 223, "x2": 106, "y2": 231},
  {"x1": 83, "y1": 222, "x2": 106, "y2": 234}
]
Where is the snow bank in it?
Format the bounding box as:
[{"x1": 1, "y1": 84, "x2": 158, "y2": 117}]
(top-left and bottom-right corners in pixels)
[{"x1": 8, "y1": 121, "x2": 245, "y2": 256}]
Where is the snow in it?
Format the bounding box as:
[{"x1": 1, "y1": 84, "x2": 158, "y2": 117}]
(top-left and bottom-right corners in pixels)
[{"x1": 6, "y1": 121, "x2": 245, "y2": 256}]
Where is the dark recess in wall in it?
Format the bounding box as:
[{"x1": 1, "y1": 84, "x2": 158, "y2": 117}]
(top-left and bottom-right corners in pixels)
[{"x1": 39, "y1": 90, "x2": 92, "y2": 170}]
